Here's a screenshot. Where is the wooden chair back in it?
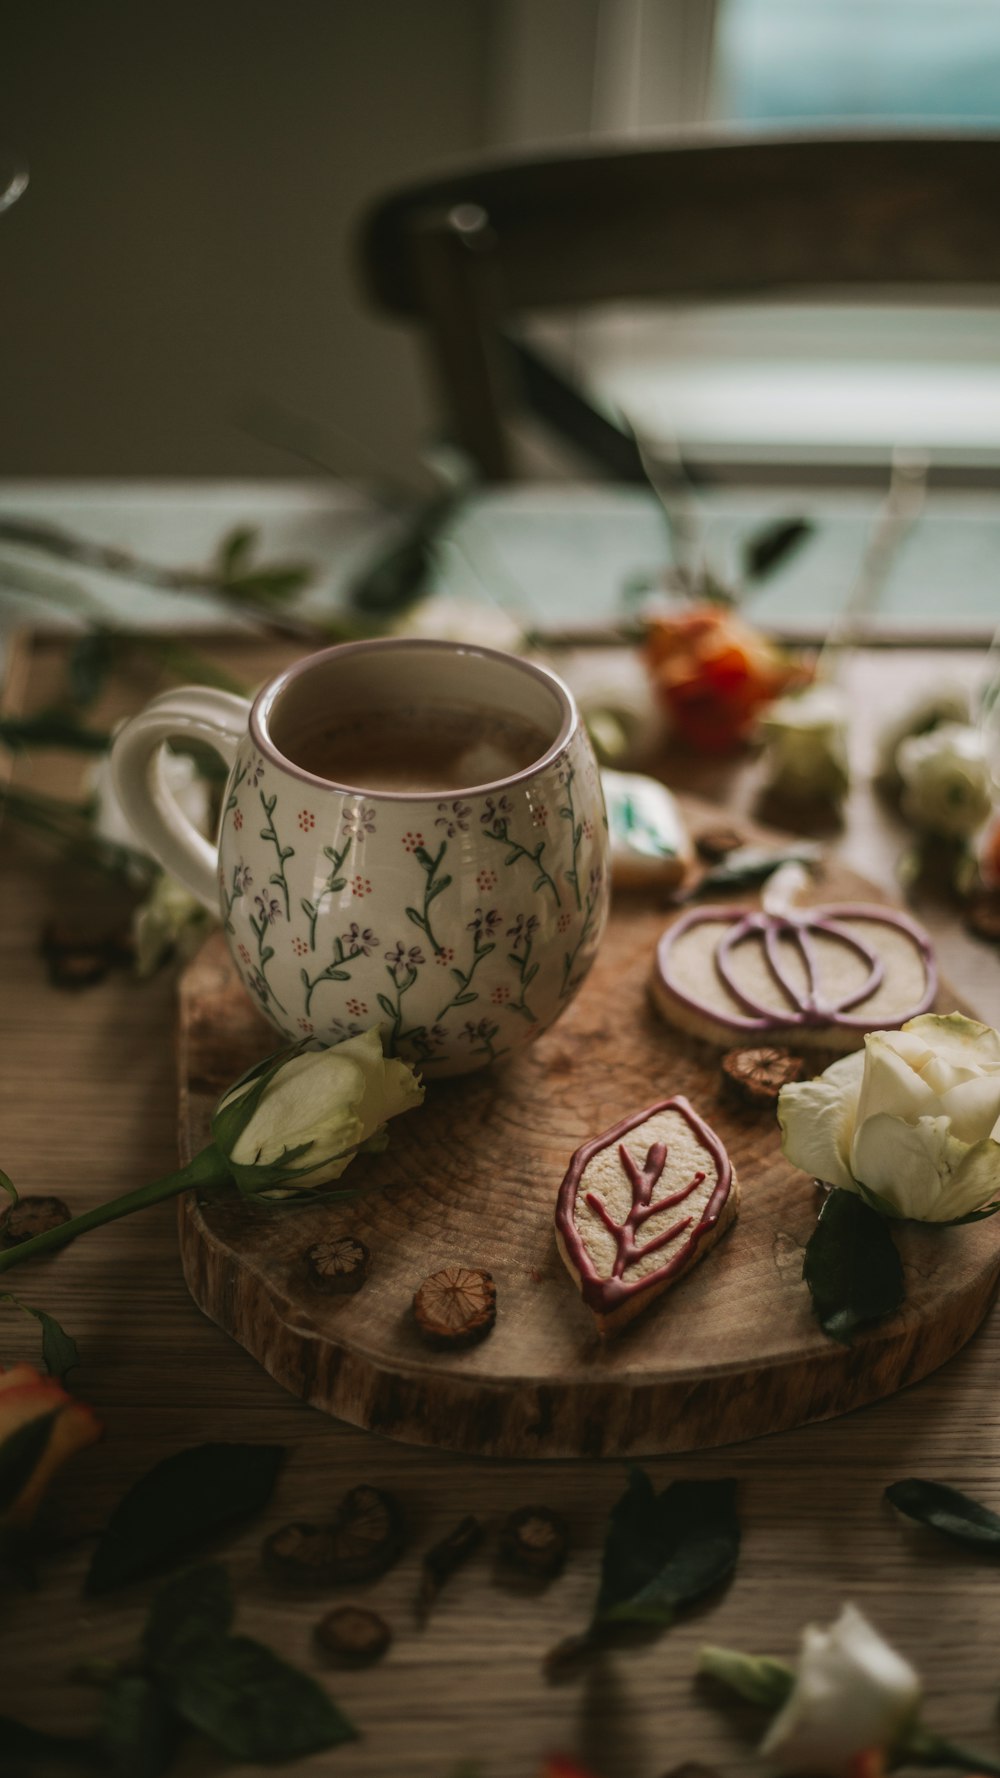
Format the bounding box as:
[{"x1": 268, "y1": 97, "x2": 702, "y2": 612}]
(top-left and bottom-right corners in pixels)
[{"x1": 359, "y1": 133, "x2": 1000, "y2": 480}]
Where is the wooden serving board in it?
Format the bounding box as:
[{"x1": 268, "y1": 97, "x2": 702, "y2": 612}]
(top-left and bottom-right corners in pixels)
[{"x1": 176, "y1": 818, "x2": 1000, "y2": 1460}]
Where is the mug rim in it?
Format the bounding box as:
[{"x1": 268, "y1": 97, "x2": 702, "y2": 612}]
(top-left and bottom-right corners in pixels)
[{"x1": 249, "y1": 636, "x2": 579, "y2": 801}]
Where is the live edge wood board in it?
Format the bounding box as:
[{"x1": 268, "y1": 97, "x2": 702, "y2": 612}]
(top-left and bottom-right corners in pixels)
[{"x1": 176, "y1": 812, "x2": 1000, "y2": 1461}]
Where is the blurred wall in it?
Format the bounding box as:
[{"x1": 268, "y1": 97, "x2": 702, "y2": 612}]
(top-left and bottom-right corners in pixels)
[{"x1": 0, "y1": 1, "x2": 492, "y2": 481}]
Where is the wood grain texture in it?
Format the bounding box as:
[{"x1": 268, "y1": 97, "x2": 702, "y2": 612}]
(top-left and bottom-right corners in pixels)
[
  {"x1": 177, "y1": 823, "x2": 1000, "y2": 1459},
  {"x1": 5, "y1": 632, "x2": 1000, "y2": 1778}
]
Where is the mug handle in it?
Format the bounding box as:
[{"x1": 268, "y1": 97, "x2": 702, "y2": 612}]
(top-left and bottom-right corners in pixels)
[{"x1": 110, "y1": 686, "x2": 251, "y2": 912}]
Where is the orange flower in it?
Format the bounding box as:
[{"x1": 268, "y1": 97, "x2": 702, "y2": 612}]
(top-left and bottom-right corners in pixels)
[
  {"x1": 0, "y1": 1364, "x2": 101, "y2": 1529},
  {"x1": 645, "y1": 605, "x2": 808, "y2": 752}
]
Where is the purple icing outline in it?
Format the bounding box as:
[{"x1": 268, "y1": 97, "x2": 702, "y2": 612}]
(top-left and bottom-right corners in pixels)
[
  {"x1": 655, "y1": 901, "x2": 937, "y2": 1034},
  {"x1": 555, "y1": 1096, "x2": 733, "y2": 1314}
]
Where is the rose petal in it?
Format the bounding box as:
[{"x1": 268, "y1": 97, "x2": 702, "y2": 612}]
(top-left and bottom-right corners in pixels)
[
  {"x1": 934, "y1": 1136, "x2": 1000, "y2": 1222},
  {"x1": 851, "y1": 1113, "x2": 974, "y2": 1221},
  {"x1": 778, "y1": 1053, "x2": 863, "y2": 1193}
]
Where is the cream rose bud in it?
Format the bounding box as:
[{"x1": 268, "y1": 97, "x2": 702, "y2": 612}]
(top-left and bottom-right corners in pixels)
[
  {"x1": 213, "y1": 1027, "x2": 424, "y2": 1196},
  {"x1": 896, "y1": 722, "x2": 993, "y2": 839},
  {"x1": 778, "y1": 1014, "x2": 1000, "y2": 1223},
  {"x1": 761, "y1": 1605, "x2": 920, "y2": 1776}
]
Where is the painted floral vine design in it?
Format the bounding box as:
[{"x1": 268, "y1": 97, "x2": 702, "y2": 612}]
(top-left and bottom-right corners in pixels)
[
  {"x1": 436, "y1": 905, "x2": 501, "y2": 1019},
  {"x1": 248, "y1": 888, "x2": 287, "y2": 1012},
  {"x1": 405, "y1": 838, "x2": 451, "y2": 957},
  {"x1": 300, "y1": 922, "x2": 379, "y2": 1016},
  {"x1": 460, "y1": 1017, "x2": 508, "y2": 1065},
  {"x1": 560, "y1": 864, "x2": 604, "y2": 998},
  {"x1": 259, "y1": 790, "x2": 294, "y2": 921},
  {"x1": 558, "y1": 762, "x2": 583, "y2": 910},
  {"x1": 220, "y1": 860, "x2": 252, "y2": 934},
  {"x1": 377, "y1": 941, "x2": 426, "y2": 1051},
  {"x1": 480, "y1": 795, "x2": 561, "y2": 906},
  {"x1": 224, "y1": 758, "x2": 248, "y2": 818},
  {"x1": 299, "y1": 802, "x2": 377, "y2": 948},
  {"x1": 506, "y1": 911, "x2": 540, "y2": 1022}
]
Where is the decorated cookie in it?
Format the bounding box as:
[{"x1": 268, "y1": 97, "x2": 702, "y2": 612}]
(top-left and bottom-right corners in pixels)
[
  {"x1": 651, "y1": 866, "x2": 936, "y2": 1052},
  {"x1": 555, "y1": 1097, "x2": 738, "y2": 1336},
  {"x1": 601, "y1": 768, "x2": 693, "y2": 889}
]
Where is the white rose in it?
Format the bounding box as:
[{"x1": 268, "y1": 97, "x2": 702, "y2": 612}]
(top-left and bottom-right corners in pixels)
[
  {"x1": 778, "y1": 1013, "x2": 1000, "y2": 1222},
  {"x1": 875, "y1": 689, "x2": 970, "y2": 786},
  {"x1": 761, "y1": 1604, "x2": 921, "y2": 1776},
  {"x1": 896, "y1": 723, "x2": 993, "y2": 840},
  {"x1": 89, "y1": 747, "x2": 212, "y2": 878},
  {"x1": 213, "y1": 1026, "x2": 424, "y2": 1196}
]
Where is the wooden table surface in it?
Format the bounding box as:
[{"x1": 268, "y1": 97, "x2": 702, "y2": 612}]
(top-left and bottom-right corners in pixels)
[{"x1": 3, "y1": 634, "x2": 1000, "y2": 1778}]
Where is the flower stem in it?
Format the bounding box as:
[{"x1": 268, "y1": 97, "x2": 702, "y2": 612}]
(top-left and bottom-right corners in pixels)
[{"x1": 0, "y1": 1145, "x2": 230, "y2": 1276}]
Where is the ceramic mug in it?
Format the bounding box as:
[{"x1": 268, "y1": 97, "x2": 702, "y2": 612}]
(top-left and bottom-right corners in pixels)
[{"x1": 110, "y1": 638, "x2": 610, "y2": 1075}]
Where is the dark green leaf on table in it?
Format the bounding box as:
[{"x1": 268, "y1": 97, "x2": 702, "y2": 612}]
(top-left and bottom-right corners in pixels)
[
  {"x1": 216, "y1": 525, "x2": 257, "y2": 581},
  {"x1": 85, "y1": 1442, "x2": 286, "y2": 1595},
  {"x1": 0, "y1": 1169, "x2": 18, "y2": 1207},
  {"x1": 0, "y1": 1410, "x2": 58, "y2": 1516},
  {"x1": 0, "y1": 1714, "x2": 99, "y2": 1771},
  {"x1": 885, "y1": 1478, "x2": 1000, "y2": 1554},
  {"x1": 684, "y1": 844, "x2": 823, "y2": 900},
  {"x1": 0, "y1": 1293, "x2": 80, "y2": 1381},
  {"x1": 546, "y1": 1471, "x2": 739, "y2": 1676},
  {"x1": 100, "y1": 1674, "x2": 180, "y2": 1778},
  {"x1": 67, "y1": 628, "x2": 120, "y2": 710},
  {"x1": 142, "y1": 1564, "x2": 235, "y2": 1670},
  {"x1": 743, "y1": 517, "x2": 813, "y2": 582},
  {"x1": 803, "y1": 1189, "x2": 904, "y2": 1343},
  {"x1": 164, "y1": 1633, "x2": 356, "y2": 1761},
  {"x1": 904, "y1": 1724, "x2": 1000, "y2": 1776},
  {"x1": 0, "y1": 711, "x2": 112, "y2": 755}
]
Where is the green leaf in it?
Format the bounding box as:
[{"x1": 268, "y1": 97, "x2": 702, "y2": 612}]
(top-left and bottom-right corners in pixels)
[
  {"x1": 547, "y1": 1472, "x2": 739, "y2": 1675},
  {"x1": 885, "y1": 1478, "x2": 1000, "y2": 1553},
  {"x1": 143, "y1": 1564, "x2": 235, "y2": 1670},
  {"x1": 803, "y1": 1190, "x2": 905, "y2": 1343},
  {"x1": 164, "y1": 1633, "x2": 356, "y2": 1761},
  {"x1": 453, "y1": 993, "x2": 478, "y2": 1006},
  {"x1": 85, "y1": 1442, "x2": 286, "y2": 1596},
  {"x1": 0, "y1": 711, "x2": 112, "y2": 754},
  {"x1": 595, "y1": 1472, "x2": 739, "y2": 1627},
  {"x1": 216, "y1": 524, "x2": 257, "y2": 580},
  {"x1": 0, "y1": 1714, "x2": 99, "y2": 1770},
  {"x1": 0, "y1": 1295, "x2": 80, "y2": 1381},
  {"x1": 905, "y1": 1724, "x2": 1000, "y2": 1776},
  {"x1": 100, "y1": 1675, "x2": 180, "y2": 1778},
  {"x1": 67, "y1": 627, "x2": 120, "y2": 710},
  {"x1": 376, "y1": 993, "x2": 396, "y2": 1020},
  {"x1": 0, "y1": 1410, "x2": 58, "y2": 1515},
  {"x1": 743, "y1": 515, "x2": 813, "y2": 581},
  {"x1": 698, "y1": 1644, "x2": 794, "y2": 1710},
  {"x1": 0, "y1": 1169, "x2": 18, "y2": 1207},
  {"x1": 228, "y1": 567, "x2": 311, "y2": 604}
]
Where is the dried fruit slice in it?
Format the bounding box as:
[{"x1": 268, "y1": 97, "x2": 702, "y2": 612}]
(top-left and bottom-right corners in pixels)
[
  {"x1": 327, "y1": 1485, "x2": 405, "y2": 1581},
  {"x1": 555, "y1": 1097, "x2": 739, "y2": 1336},
  {"x1": 314, "y1": 1605, "x2": 391, "y2": 1667},
  {"x1": 720, "y1": 1045, "x2": 805, "y2": 1106},
  {"x1": 413, "y1": 1267, "x2": 497, "y2": 1348},
  {"x1": 305, "y1": 1235, "x2": 371, "y2": 1294},
  {"x1": 499, "y1": 1506, "x2": 568, "y2": 1580}
]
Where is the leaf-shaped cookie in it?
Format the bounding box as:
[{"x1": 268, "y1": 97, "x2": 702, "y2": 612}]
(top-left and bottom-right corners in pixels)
[{"x1": 555, "y1": 1097, "x2": 738, "y2": 1336}]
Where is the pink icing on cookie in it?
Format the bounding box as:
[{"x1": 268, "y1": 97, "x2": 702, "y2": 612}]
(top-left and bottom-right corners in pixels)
[
  {"x1": 655, "y1": 902, "x2": 936, "y2": 1034},
  {"x1": 555, "y1": 1096, "x2": 733, "y2": 1313}
]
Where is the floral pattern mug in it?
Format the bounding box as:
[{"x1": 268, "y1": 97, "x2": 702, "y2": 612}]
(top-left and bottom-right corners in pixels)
[{"x1": 111, "y1": 639, "x2": 610, "y2": 1075}]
